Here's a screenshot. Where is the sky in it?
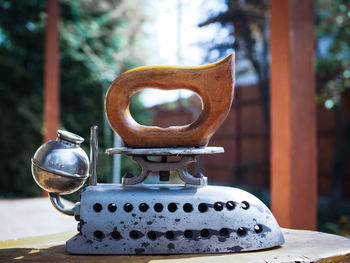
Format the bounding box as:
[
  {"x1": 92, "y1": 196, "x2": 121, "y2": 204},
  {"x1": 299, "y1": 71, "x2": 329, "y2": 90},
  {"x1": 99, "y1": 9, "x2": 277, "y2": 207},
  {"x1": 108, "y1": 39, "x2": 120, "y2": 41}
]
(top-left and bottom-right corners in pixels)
[
  {"x1": 139, "y1": 0, "x2": 228, "y2": 107},
  {"x1": 142, "y1": 0, "x2": 227, "y2": 66}
]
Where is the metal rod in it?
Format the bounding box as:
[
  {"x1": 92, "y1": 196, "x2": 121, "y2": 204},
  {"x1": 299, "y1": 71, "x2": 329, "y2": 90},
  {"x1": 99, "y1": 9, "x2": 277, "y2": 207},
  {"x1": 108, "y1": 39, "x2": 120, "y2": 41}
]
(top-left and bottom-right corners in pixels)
[
  {"x1": 112, "y1": 133, "x2": 122, "y2": 183},
  {"x1": 90, "y1": 125, "x2": 98, "y2": 185},
  {"x1": 49, "y1": 193, "x2": 74, "y2": 216}
]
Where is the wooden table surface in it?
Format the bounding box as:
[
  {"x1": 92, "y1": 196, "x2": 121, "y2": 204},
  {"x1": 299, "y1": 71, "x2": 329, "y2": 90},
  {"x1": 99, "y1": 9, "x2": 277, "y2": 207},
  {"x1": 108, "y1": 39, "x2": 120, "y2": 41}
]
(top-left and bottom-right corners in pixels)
[{"x1": 1, "y1": 228, "x2": 350, "y2": 263}]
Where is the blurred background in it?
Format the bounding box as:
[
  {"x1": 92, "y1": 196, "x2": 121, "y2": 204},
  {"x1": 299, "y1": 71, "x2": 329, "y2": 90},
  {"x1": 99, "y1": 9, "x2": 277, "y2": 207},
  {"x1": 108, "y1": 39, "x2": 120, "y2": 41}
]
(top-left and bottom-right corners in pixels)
[{"x1": 0, "y1": 0, "x2": 349, "y2": 237}]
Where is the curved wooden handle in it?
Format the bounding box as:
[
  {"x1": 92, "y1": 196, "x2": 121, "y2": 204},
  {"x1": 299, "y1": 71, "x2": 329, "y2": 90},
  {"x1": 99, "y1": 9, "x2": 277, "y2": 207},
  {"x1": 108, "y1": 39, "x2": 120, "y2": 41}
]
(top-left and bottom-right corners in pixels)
[{"x1": 105, "y1": 53, "x2": 235, "y2": 148}]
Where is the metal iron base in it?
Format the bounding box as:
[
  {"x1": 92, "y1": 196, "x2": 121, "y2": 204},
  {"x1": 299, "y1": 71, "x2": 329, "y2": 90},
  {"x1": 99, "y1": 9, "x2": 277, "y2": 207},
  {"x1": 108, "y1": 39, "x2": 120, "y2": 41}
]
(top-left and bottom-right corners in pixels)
[{"x1": 66, "y1": 184, "x2": 284, "y2": 254}]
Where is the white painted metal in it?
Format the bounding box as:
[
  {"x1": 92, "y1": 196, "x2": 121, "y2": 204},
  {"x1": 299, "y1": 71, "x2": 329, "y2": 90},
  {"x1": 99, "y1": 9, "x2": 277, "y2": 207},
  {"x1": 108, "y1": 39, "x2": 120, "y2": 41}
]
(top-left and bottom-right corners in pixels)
[{"x1": 67, "y1": 184, "x2": 284, "y2": 254}]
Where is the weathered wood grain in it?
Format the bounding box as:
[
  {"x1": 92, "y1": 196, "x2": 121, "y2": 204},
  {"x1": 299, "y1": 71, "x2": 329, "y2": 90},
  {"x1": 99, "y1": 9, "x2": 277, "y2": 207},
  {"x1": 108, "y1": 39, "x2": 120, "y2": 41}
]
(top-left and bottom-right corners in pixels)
[
  {"x1": 270, "y1": 0, "x2": 317, "y2": 229},
  {"x1": 105, "y1": 54, "x2": 235, "y2": 148},
  {"x1": 1, "y1": 229, "x2": 350, "y2": 262}
]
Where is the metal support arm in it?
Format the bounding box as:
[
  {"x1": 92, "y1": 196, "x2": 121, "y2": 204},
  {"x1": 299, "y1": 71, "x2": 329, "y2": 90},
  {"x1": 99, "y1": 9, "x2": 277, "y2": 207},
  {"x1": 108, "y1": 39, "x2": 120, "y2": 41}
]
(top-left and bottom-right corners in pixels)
[{"x1": 49, "y1": 193, "x2": 77, "y2": 216}]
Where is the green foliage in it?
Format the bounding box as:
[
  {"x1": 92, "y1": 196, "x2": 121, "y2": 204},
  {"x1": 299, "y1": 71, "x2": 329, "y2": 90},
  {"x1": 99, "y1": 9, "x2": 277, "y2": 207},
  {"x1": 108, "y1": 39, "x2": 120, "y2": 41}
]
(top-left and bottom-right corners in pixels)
[
  {"x1": 315, "y1": 2, "x2": 350, "y2": 224},
  {"x1": 0, "y1": 0, "x2": 148, "y2": 198},
  {"x1": 59, "y1": 0, "x2": 148, "y2": 185},
  {"x1": 200, "y1": 0, "x2": 350, "y2": 112},
  {"x1": 0, "y1": 0, "x2": 45, "y2": 197},
  {"x1": 315, "y1": 0, "x2": 350, "y2": 109}
]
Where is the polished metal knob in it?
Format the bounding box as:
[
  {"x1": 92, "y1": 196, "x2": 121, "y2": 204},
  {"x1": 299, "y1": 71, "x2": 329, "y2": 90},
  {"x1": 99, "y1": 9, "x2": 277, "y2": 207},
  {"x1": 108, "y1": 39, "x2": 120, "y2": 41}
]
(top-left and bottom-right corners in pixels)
[{"x1": 31, "y1": 130, "x2": 89, "y2": 195}]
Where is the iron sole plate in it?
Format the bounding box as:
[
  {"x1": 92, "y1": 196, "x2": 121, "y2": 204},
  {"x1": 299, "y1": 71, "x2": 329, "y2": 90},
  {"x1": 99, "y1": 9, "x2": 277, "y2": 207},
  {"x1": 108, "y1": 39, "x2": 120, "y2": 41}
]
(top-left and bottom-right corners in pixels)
[{"x1": 67, "y1": 184, "x2": 284, "y2": 254}]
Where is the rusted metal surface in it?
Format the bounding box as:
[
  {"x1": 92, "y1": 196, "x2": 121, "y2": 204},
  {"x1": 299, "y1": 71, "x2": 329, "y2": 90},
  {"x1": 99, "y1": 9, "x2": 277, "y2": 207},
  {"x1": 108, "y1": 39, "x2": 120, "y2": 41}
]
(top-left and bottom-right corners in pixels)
[
  {"x1": 270, "y1": 0, "x2": 317, "y2": 229},
  {"x1": 66, "y1": 184, "x2": 284, "y2": 254},
  {"x1": 43, "y1": 0, "x2": 60, "y2": 142}
]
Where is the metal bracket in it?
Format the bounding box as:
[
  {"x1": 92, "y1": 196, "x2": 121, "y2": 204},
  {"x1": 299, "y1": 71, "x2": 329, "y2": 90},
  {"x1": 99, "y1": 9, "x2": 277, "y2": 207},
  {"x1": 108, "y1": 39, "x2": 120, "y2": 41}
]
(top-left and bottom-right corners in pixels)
[
  {"x1": 106, "y1": 147, "x2": 222, "y2": 186},
  {"x1": 49, "y1": 193, "x2": 79, "y2": 216},
  {"x1": 122, "y1": 156, "x2": 207, "y2": 186}
]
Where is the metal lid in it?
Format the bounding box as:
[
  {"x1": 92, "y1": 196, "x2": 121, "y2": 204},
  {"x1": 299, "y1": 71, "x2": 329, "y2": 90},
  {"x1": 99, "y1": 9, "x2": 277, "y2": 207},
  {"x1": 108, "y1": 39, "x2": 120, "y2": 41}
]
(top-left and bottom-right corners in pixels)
[{"x1": 57, "y1": 130, "x2": 84, "y2": 144}]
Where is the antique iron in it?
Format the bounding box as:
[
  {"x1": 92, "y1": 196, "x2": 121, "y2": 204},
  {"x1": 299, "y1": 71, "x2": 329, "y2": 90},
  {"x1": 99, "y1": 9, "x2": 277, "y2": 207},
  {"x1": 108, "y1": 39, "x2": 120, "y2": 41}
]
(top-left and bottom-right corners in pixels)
[{"x1": 31, "y1": 54, "x2": 284, "y2": 254}]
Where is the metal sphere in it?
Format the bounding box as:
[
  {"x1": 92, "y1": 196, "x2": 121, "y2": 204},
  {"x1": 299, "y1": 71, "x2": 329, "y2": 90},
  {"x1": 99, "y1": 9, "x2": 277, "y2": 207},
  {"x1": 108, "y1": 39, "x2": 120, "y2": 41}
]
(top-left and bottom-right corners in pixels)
[{"x1": 31, "y1": 130, "x2": 89, "y2": 195}]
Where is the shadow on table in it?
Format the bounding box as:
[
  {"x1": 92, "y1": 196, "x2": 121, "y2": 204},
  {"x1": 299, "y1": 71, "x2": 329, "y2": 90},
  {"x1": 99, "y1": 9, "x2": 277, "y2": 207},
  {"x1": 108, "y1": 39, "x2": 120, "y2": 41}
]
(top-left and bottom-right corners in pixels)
[{"x1": 0, "y1": 244, "x2": 235, "y2": 263}]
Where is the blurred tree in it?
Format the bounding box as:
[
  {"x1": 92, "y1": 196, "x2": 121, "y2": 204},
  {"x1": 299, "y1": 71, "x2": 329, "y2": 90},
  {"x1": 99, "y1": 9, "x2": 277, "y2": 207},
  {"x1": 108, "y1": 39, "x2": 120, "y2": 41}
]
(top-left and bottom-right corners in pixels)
[
  {"x1": 0, "y1": 0, "x2": 45, "y2": 197},
  {"x1": 59, "y1": 0, "x2": 149, "y2": 188},
  {"x1": 199, "y1": 0, "x2": 350, "y2": 226},
  {"x1": 315, "y1": 0, "x2": 350, "y2": 218},
  {"x1": 199, "y1": 0, "x2": 270, "y2": 123},
  {"x1": 0, "y1": 0, "x2": 149, "y2": 198},
  {"x1": 316, "y1": 0, "x2": 350, "y2": 108}
]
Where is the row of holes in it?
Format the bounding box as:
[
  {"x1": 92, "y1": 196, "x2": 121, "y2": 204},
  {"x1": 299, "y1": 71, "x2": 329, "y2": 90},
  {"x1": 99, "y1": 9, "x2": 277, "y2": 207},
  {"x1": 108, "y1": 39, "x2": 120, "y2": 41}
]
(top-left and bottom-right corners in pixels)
[
  {"x1": 93, "y1": 201, "x2": 250, "y2": 213},
  {"x1": 93, "y1": 225, "x2": 263, "y2": 241}
]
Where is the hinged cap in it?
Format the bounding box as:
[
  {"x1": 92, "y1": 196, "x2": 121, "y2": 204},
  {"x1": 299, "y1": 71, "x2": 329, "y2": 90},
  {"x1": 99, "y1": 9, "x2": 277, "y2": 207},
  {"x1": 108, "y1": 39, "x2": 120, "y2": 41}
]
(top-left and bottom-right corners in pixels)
[{"x1": 57, "y1": 130, "x2": 84, "y2": 144}]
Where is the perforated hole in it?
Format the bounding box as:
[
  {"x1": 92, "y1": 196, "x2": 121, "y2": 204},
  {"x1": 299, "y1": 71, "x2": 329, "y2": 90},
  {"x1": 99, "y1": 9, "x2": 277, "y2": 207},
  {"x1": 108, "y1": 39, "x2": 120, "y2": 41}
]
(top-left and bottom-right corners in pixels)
[
  {"x1": 93, "y1": 203, "x2": 102, "y2": 212},
  {"x1": 214, "y1": 202, "x2": 224, "y2": 211},
  {"x1": 226, "y1": 201, "x2": 235, "y2": 210},
  {"x1": 108, "y1": 203, "x2": 117, "y2": 212},
  {"x1": 219, "y1": 228, "x2": 229, "y2": 237},
  {"x1": 241, "y1": 201, "x2": 250, "y2": 210},
  {"x1": 147, "y1": 231, "x2": 157, "y2": 240},
  {"x1": 139, "y1": 203, "x2": 149, "y2": 212},
  {"x1": 183, "y1": 203, "x2": 193, "y2": 213},
  {"x1": 94, "y1": 230, "x2": 104, "y2": 240},
  {"x1": 200, "y1": 229, "x2": 210, "y2": 238},
  {"x1": 129, "y1": 230, "x2": 139, "y2": 239},
  {"x1": 124, "y1": 203, "x2": 133, "y2": 212},
  {"x1": 254, "y1": 224, "x2": 263, "y2": 233},
  {"x1": 237, "y1": 227, "x2": 246, "y2": 236},
  {"x1": 112, "y1": 230, "x2": 121, "y2": 240},
  {"x1": 198, "y1": 203, "x2": 208, "y2": 213},
  {"x1": 165, "y1": 231, "x2": 175, "y2": 239},
  {"x1": 184, "y1": 230, "x2": 193, "y2": 239},
  {"x1": 168, "y1": 203, "x2": 177, "y2": 212},
  {"x1": 154, "y1": 203, "x2": 163, "y2": 212}
]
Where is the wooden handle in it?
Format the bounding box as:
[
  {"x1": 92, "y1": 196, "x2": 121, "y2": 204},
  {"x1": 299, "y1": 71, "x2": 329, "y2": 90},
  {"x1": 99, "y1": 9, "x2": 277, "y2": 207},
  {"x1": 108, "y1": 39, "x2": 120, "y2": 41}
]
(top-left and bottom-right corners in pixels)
[{"x1": 105, "y1": 53, "x2": 235, "y2": 148}]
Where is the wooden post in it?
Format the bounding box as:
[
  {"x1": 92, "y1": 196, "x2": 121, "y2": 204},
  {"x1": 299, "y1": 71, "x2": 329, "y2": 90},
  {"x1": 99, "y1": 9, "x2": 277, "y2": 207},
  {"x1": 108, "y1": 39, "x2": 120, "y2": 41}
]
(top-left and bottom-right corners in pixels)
[
  {"x1": 43, "y1": 0, "x2": 60, "y2": 142},
  {"x1": 270, "y1": 0, "x2": 317, "y2": 229}
]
